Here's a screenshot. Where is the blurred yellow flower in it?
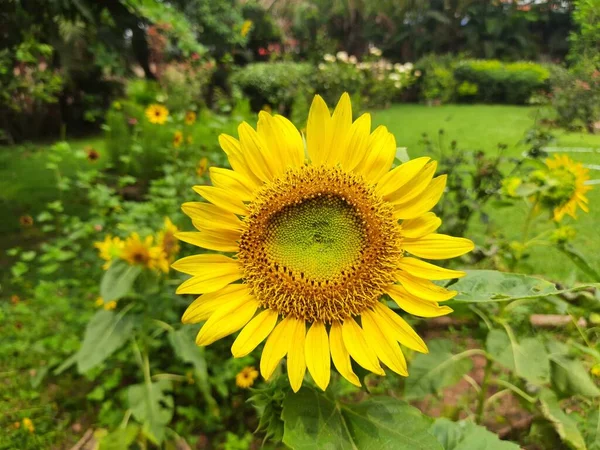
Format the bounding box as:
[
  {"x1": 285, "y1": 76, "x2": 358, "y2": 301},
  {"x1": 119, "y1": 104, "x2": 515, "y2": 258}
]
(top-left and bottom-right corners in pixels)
[
  {"x1": 187, "y1": 135, "x2": 194, "y2": 145},
  {"x1": 236, "y1": 366, "x2": 259, "y2": 388},
  {"x1": 22, "y1": 418, "x2": 34, "y2": 433},
  {"x1": 543, "y1": 154, "x2": 592, "y2": 221},
  {"x1": 196, "y1": 157, "x2": 209, "y2": 177},
  {"x1": 19, "y1": 215, "x2": 34, "y2": 227},
  {"x1": 501, "y1": 177, "x2": 523, "y2": 198},
  {"x1": 104, "y1": 300, "x2": 118, "y2": 311},
  {"x1": 241, "y1": 20, "x2": 253, "y2": 38},
  {"x1": 184, "y1": 111, "x2": 196, "y2": 125},
  {"x1": 95, "y1": 297, "x2": 105, "y2": 307},
  {"x1": 592, "y1": 365, "x2": 600, "y2": 377},
  {"x1": 121, "y1": 233, "x2": 168, "y2": 272},
  {"x1": 145, "y1": 104, "x2": 169, "y2": 125},
  {"x1": 550, "y1": 225, "x2": 577, "y2": 244},
  {"x1": 173, "y1": 130, "x2": 184, "y2": 148},
  {"x1": 94, "y1": 236, "x2": 125, "y2": 270},
  {"x1": 158, "y1": 217, "x2": 180, "y2": 263}
]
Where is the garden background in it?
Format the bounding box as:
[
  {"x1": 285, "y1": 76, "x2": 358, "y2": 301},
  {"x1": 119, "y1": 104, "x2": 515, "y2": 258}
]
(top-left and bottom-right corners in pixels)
[{"x1": 2, "y1": 0, "x2": 600, "y2": 449}]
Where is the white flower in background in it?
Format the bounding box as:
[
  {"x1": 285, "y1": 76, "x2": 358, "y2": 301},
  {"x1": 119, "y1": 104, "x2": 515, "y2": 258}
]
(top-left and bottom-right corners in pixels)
[
  {"x1": 389, "y1": 73, "x2": 401, "y2": 81},
  {"x1": 404, "y1": 62, "x2": 414, "y2": 71},
  {"x1": 357, "y1": 62, "x2": 369, "y2": 70},
  {"x1": 318, "y1": 63, "x2": 326, "y2": 71},
  {"x1": 369, "y1": 46, "x2": 382, "y2": 57},
  {"x1": 386, "y1": 62, "x2": 393, "y2": 71},
  {"x1": 394, "y1": 81, "x2": 402, "y2": 88},
  {"x1": 349, "y1": 55, "x2": 358, "y2": 64},
  {"x1": 394, "y1": 63, "x2": 402, "y2": 71},
  {"x1": 323, "y1": 54, "x2": 336, "y2": 63},
  {"x1": 336, "y1": 51, "x2": 349, "y2": 62},
  {"x1": 415, "y1": 70, "x2": 422, "y2": 77}
]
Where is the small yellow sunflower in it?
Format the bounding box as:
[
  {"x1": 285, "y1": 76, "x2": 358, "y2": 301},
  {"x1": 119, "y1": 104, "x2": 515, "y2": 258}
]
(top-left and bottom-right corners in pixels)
[
  {"x1": 158, "y1": 217, "x2": 180, "y2": 263},
  {"x1": 22, "y1": 418, "x2": 34, "y2": 433},
  {"x1": 94, "y1": 236, "x2": 125, "y2": 270},
  {"x1": 185, "y1": 111, "x2": 197, "y2": 125},
  {"x1": 173, "y1": 130, "x2": 184, "y2": 148},
  {"x1": 236, "y1": 366, "x2": 259, "y2": 388},
  {"x1": 241, "y1": 20, "x2": 253, "y2": 38},
  {"x1": 121, "y1": 233, "x2": 169, "y2": 273},
  {"x1": 104, "y1": 300, "x2": 118, "y2": 310},
  {"x1": 145, "y1": 104, "x2": 169, "y2": 125},
  {"x1": 95, "y1": 297, "x2": 105, "y2": 307},
  {"x1": 196, "y1": 157, "x2": 209, "y2": 177},
  {"x1": 541, "y1": 154, "x2": 592, "y2": 221},
  {"x1": 173, "y1": 93, "x2": 474, "y2": 392}
]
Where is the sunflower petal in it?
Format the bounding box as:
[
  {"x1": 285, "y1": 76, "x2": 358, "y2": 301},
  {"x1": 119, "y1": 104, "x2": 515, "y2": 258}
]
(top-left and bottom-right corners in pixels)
[
  {"x1": 218, "y1": 134, "x2": 262, "y2": 188},
  {"x1": 340, "y1": 113, "x2": 372, "y2": 170},
  {"x1": 273, "y1": 115, "x2": 305, "y2": 167},
  {"x1": 195, "y1": 296, "x2": 258, "y2": 345},
  {"x1": 395, "y1": 273, "x2": 457, "y2": 301},
  {"x1": 287, "y1": 319, "x2": 307, "y2": 393},
  {"x1": 356, "y1": 127, "x2": 397, "y2": 183},
  {"x1": 260, "y1": 317, "x2": 295, "y2": 380},
  {"x1": 373, "y1": 302, "x2": 428, "y2": 353},
  {"x1": 238, "y1": 122, "x2": 275, "y2": 182},
  {"x1": 402, "y1": 234, "x2": 475, "y2": 259},
  {"x1": 394, "y1": 175, "x2": 447, "y2": 219},
  {"x1": 361, "y1": 309, "x2": 408, "y2": 376},
  {"x1": 175, "y1": 231, "x2": 239, "y2": 253},
  {"x1": 175, "y1": 268, "x2": 243, "y2": 295},
  {"x1": 400, "y1": 213, "x2": 441, "y2": 238},
  {"x1": 398, "y1": 257, "x2": 465, "y2": 280},
  {"x1": 209, "y1": 167, "x2": 255, "y2": 201},
  {"x1": 386, "y1": 285, "x2": 453, "y2": 318},
  {"x1": 171, "y1": 254, "x2": 241, "y2": 276},
  {"x1": 306, "y1": 95, "x2": 332, "y2": 165},
  {"x1": 329, "y1": 321, "x2": 361, "y2": 387},
  {"x1": 341, "y1": 317, "x2": 385, "y2": 375},
  {"x1": 326, "y1": 93, "x2": 353, "y2": 165},
  {"x1": 305, "y1": 321, "x2": 331, "y2": 391},
  {"x1": 386, "y1": 161, "x2": 437, "y2": 204},
  {"x1": 182, "y1": 284, "x2": 249, "y2": 324},
  {"x1": 182, "y1": 202, "x2": 242, "y2": 231},
  {"x1": 232, "y1": 309, "x2": 279, "y2": 358},
  {"x1": 376, "y1": 157, "x2": 431, "y2": 197},
  {"x1": 192, "y1": 186, "x2": 248, "y2": 216}
]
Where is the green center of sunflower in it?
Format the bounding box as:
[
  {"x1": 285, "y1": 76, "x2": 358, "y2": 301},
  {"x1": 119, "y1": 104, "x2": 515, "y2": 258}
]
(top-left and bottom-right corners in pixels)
[{"x1": 263, "y1": 195, "x2": 366, "y2": 282}]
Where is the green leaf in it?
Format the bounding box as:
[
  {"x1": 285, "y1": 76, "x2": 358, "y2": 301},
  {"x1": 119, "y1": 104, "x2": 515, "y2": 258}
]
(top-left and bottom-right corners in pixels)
[
  {"x1": 583, "y1": 408, "x2": 600, "y2": 450},
  {"x1": 76, "y1": 310, "x2": 134, "y2": 373},
  {"x1": 404, "y1": 339, "x2": 473, "y2": 400},
  {"x1": 128, "y1": 379, "x2": 173, "y2": 445},
  {"x1": 539, "y1": 389, "x2": 587, "y2": 450},
  {"x1": 429, "y1": 418, "x2": 520, "y2": 450},
  {"x1": 100, "y1": 261, "x2": 142, "y2": 301},
  {"x1": 452, "y1": 270, "x2": 571, "y2": 303},
  {"x1": 550, "y1": 353, "x2": 600, "y2": 398},
  {"x1": 282, "y1": 387, "x2": 442, "y2": 450},
  {"x1": 485, "y1": 329, "x2": 549, "y2": 384},
  {"x1": 98, "y1": 424, "x2": 140, "y2": 450}
]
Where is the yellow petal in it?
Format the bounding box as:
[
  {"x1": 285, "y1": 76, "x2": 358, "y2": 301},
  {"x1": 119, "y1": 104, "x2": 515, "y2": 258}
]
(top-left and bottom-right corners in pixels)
[
  {"x1": 395, "y1": 273, "x2": 457, "y2": 301},
  {"x1": 341, "y1": 317, "x2": 384, "y2": 375},
  {"x1": 402, "y1": 234, "x2": 475, "y2": 259},
  {"x1": 260, "y1": 316, "x2": 296, "y2": 380},
  {"x1": 305, "y1": 321, "x2": 331, "y2": 391},
  {"x1": 209, "y1": 168, "x2": 255, "y2": 202},
  {"x1": 171, "y1": 254, "x2": 241, "y2": 276},
  {"x1": 361, "y1": 309, "x2": 408, "y2": 376},
  {"x1": 195, "y1": 296, "x2": 258, "y2": 345},
  {"x1": 231, "y1": 309, "x2": 279, "y2": 358},
  {"x1": 192, "y1": 186, "x2": 248, "y2": 216},
  {"x1": 393, "y1": 175, "x2": 447, "y2": 220},
  {"x1": 397, "y1": 257, "x2": 465, "y2": 281},
  {"x1": 218, "y1": 134, "x2": 262, "y2": 189},
  {"x1": 373, "y1": 303, "x2": 428, "y2": 353},
  {"x1": 182, "y1": 202, "x2": 242, "y2": 232},
  {"x1": 386, "y1": 285, "x2": 453, "y2": 318},
  {"x1": 326, "y1": 93, "x2": 353, "y2": 165},
  {"x1": 340, "y1": 113, "x2": 371, "y2": 170},
  {"x1": 182, "y1": 284, "x2": 249, "y2": 324},
  {"x1": 329, "y1": 321, "x2": 361, "y2": 387},
  {"x1": 376, "y1": 157, "x2": 431, "y2": 197},
  {"x1": 386, "y1": 161, "x2": 437, "y2": 204},
  {"x1": 355, "y1": 126, "x2": 396, "y2": 183},
  {"x1": 238, "y1": 122, "x2": 275, "y2": 182},
  {"x1": 400, "y1": 213, "x2": 441, "y2": 238},
  {"x1": 175, "y1": 231, "x2": 239, "y2": 253},
  {"x1": 175, "y1": 269, "x2": 243, "y2": 295},
  {"x1": 257, "y1": 112, "x2": 286, "y2": 176},
  {"x1": 273, "y1": 115, "x2": 305, "y2": 167},
  {"x1": 287, "y1": 319, "x2": 306, "y2": 393},
  {"x1": 306, "y1": 95, "x2": 332, "y2": 165}
]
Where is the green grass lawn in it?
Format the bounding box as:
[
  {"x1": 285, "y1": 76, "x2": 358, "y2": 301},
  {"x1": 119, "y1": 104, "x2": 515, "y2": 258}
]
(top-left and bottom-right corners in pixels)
[{"x1": 373, "y1": 104, "x2": 600, "y2": 282}]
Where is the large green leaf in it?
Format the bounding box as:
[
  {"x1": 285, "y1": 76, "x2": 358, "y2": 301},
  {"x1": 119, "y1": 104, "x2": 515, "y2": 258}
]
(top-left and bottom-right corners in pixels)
[
  {"x1": 98, "y1": 424, "x2": 140, "y2": 450},
  {"x1": 128, "y1": 379, "x2": 173, "y2": 445},
  {"x1": 485, "y1": 329, "x2": 549, "y2": 384},
  {"x1": 429, "y1": 418, "x2": 520, "y2": 450},
  {"x1": 450, "y1": 270, "x2": 596, "y2": 303},
  {"x1": 282, "y1": 387, "x2": 442, "y2": 450},
  {"x1": 76, "y1": 310, "x2": 134, "y2": 373},
  {"x1": 539, "y1": 389, "x2": 586, "y2": 450},
  {"x1": 583, "y1": 408, "x2": 600, "y2": 450},
  {"x1": 550, "y1": 354, "x2": 600, "y2": 398},
  {"x1": 100, "y1": 260, "x2": 142, "y2": 301},
  {"x1": 404, "y1": 339, "x2": 473, "y2": 400}
]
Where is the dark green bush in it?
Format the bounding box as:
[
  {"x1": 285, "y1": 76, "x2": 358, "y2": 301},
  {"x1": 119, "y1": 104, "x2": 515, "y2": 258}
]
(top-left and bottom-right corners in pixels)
[
  {"x1": 230, "y1": 62, "x2": 314, "y2": 113},
  {"x1": 454, "y1": 60, "x2": 550, "y2": 104}
]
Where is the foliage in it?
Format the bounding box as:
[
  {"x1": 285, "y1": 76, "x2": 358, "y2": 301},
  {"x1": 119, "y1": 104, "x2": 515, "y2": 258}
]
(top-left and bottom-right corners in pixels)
[
  {"x1": 569, "y1": 0, "x2": 600, "y2": 65},
  {"x1": 415, "y1": 54, "x2": 458, "y2": 104}
]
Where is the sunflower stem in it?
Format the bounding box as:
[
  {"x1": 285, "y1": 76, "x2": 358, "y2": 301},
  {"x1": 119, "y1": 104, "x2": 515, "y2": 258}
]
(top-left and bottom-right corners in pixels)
[{"x1": 475, "y1": 357, "x2": 492, "y2": 425}]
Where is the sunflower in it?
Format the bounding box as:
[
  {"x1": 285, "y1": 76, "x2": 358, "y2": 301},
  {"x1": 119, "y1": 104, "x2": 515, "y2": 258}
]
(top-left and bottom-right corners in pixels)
[
  {"x1": 173, "y1": 130, "x2": 184, "y2": 148},
  {"x1": 145, "y1": 104, "x2": 169, "y2": 125},
  {"x1": 94, "y1": 235, "x2": 124, "y2": 270},
  {"x1": 240, "y1": 20, "x2": 253, "y2": 38},
  {"x1": 185, "y1": 111, "x2": 197, "y2": 125},
  {"x1": 158, "y1": 217, "x2": 180, "y2": 263},
  {"x1": 121, "y1": 233, "x2": 169, "y2": 273},
  {"x1": 236, "y1": 366, "x2": 259, "y2": 388},
  {"x1": 540, "y1": 154, "x2": 592, "y2": 221},
  {"x1": 173, "y1": 93, "x2": 474, "y2": 392},
  {"x1": 196, "y1": 157, "x2": 209, "y2": 177}
]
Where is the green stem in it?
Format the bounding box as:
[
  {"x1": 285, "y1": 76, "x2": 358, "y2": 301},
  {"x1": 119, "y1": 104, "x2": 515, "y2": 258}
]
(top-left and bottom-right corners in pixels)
[
  {"x1": 522, "y1": 197, "x2": 539, "y2": 243},
  {"x1": 557, "y1": 245, "x2": 600, "y2": 282},
  {"x1": 475, "y1": 358, "x2": 492, "y2": 424}
]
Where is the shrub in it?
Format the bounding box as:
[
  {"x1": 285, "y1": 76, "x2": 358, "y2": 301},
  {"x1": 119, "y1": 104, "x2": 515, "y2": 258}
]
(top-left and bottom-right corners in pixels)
[
  {"x1": 230, "y1": 62, "x2": 314, "y2": 113},
  {"x1": 454, "y1": 59, "x2": 550, "y2": 104},
  {"x1": 415, "y1": 54, "x2": 458, "y2": 104}
]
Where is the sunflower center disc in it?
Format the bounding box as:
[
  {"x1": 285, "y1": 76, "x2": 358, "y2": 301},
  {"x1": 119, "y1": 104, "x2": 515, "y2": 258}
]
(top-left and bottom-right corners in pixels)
[{"x1": 263, "y1": 195, "x2": 366, "y2": 282}]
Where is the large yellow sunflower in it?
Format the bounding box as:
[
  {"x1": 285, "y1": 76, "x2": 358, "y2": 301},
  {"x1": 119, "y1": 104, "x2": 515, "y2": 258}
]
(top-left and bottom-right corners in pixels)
[
  {"x1": 145, "y1": 104, "x2": 169, "y2": 125},
  {"x1": 542, "y1": 154, "x2": 592, "y2": 221},
  {"x1": 173, "y1": 93, "x2": 474, "y2": 392}
]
